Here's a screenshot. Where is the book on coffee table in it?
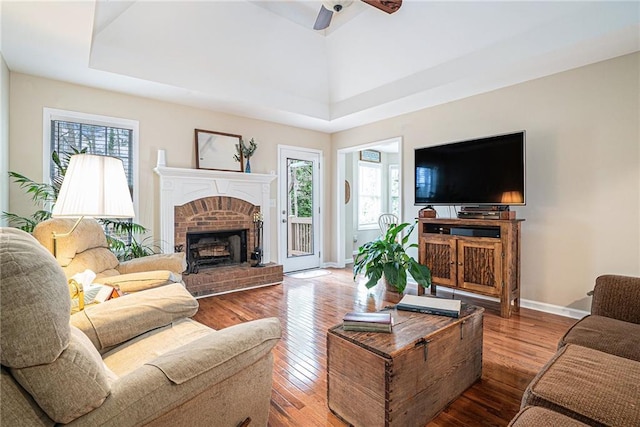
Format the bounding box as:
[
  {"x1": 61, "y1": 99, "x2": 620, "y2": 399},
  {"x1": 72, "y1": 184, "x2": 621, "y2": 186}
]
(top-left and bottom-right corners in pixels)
[
  {"x1": 396, "y1": 295, "x2": 461, "y2": 318},
  {"x1": 342, "y1": 311, "x2": 393, "y2": 333}
]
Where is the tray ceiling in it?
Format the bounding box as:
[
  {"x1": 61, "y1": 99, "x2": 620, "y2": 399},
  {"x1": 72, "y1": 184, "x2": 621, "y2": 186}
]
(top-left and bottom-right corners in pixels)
[{"x1": 2, "y1": 1, "x2": 639, "y2": 132}]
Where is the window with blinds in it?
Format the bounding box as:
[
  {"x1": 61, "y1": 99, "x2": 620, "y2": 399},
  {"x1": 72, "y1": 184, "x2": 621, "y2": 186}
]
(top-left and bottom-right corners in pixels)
[
  {"x1": 49, "y1": 120, "x2": 133, "y2": 191},
  {"x1": 49, "y1": 119, "x2": 135, "y2": 244}
]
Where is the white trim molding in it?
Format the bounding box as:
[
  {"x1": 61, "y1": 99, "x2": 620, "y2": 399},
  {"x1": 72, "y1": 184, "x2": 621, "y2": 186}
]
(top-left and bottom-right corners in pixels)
[{"x1": 154, "y1": 164, "x2": 276, "y2": 262}]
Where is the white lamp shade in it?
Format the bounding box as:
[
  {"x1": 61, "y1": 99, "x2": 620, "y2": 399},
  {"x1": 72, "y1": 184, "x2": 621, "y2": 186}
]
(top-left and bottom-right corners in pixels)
[{"x1": 52, "y1": 154, "x2": 135, "y2": 218}]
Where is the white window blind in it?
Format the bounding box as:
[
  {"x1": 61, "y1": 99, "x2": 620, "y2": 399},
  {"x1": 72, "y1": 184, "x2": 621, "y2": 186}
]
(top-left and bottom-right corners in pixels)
[{"x1": 49, "y1": 120, "x2": 133, "y2": 192}]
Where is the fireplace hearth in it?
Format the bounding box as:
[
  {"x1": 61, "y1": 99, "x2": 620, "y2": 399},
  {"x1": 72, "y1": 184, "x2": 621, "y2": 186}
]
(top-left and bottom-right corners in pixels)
[{"x1": 186, "y1": 229, "x2": 248, "y2": 274}]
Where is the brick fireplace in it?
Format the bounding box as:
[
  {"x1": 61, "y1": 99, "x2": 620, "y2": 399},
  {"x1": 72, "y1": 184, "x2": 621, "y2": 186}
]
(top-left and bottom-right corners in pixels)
[{"x1": 154, "y1": 162, "x2": 282, "y2": 297}]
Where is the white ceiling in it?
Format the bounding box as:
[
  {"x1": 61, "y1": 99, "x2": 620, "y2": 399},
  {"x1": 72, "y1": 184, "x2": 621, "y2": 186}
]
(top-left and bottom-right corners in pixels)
[{"x1": 2, "y1": 1, "x2": 639, "y2": 133}]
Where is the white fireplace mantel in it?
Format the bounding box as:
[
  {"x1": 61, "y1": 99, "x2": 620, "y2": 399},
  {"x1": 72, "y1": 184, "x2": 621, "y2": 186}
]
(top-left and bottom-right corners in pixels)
[{"x1": 154, "y1": 165, "x2": 276, "y2": 261}]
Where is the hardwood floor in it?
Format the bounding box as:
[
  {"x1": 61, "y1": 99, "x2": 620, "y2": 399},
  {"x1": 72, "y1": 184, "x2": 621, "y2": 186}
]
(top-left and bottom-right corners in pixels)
[{"x1": 193, "y1": 268, "x2": 576, "y2": 426}]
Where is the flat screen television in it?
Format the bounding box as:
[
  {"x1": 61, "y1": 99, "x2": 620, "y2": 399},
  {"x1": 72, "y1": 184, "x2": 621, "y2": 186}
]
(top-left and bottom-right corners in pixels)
[{"x1": 415, "y1": 131, "x2": 526, "y2": 206}]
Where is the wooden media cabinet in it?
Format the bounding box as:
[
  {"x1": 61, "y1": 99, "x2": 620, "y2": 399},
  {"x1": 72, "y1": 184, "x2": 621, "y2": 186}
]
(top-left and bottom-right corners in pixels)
[{"x1": 418, "y1": 218, "x2": 524, "y2": 318}]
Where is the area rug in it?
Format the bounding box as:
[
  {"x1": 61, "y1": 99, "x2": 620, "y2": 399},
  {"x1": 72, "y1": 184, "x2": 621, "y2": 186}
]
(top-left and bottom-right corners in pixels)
[{"x1": 286, "y1": 269, "x2": 332, "y2": 279}]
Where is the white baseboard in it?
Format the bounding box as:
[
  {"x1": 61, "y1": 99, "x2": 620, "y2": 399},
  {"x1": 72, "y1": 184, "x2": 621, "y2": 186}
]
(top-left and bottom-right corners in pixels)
[
  {"x1": 322, "y1": 260, "x2": 354, "y2": 269},
  {"x1": 322, "y1": 261, "x2": 340, "y2": 268},
  {"x1": 519, "y1": 298, "x2": 588, "y2": 319},
  {"x1": 423, "y1": 285, "x2": 589, "y2": 319}
]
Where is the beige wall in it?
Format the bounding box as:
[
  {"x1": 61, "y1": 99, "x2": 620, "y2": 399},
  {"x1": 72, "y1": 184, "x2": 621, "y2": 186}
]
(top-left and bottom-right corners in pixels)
[
  {"x1": 332, "y1": 53, "x2": 640, "y2": 312},
  {"x1": 7, "y1": 53, "x2": 640, "y2": 312},
  {"x1": 8, "y1": 73, "x2": 330, "y2": 260},
  {"x1": 0, "y1": 54, "x2": 9, "y2": 225}
]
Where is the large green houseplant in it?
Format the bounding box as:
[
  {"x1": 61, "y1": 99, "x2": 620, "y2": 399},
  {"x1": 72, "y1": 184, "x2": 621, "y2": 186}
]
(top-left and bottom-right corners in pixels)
[{"x1": 353, "y1": 222, "x2": 431, "y2": 293}]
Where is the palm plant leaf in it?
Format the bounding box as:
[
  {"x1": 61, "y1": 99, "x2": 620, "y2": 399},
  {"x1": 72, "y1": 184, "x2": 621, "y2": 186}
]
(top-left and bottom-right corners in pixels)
[
  {"x1": 0, "y1": 212, "x2": 37, "y2": 232},
  {"x1": 8, "y1": 172, "x2": 57, "y2": 204}
]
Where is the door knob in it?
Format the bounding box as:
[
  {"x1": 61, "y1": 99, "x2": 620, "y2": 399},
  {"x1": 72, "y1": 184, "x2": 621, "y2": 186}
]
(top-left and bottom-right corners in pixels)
[{"x1": 282, "y1": 219, "x2": 287, "y2": 223}]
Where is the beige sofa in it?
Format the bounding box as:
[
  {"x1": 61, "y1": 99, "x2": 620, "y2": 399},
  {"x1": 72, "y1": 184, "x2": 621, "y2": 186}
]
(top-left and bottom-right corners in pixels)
[
  {"x1": 510, "y1": 275, "x2": 640, "y2": 426},
  {"x1": 1, "y1": 227, "x2": 281, "y2": 426},
  {"x1": 33, "y1": 218, "x2": 187, "y2": 293}
]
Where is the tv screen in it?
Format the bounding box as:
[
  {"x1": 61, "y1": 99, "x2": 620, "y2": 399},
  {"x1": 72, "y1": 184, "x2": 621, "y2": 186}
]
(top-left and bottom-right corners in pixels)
[{"x1": 415, "y1": 131, "x2": 526, "y2": 206}]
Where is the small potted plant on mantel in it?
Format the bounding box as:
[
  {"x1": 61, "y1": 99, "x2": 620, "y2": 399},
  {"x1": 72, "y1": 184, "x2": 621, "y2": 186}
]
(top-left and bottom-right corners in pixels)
[
  {"x1": 353, "y1": 222, "x2": 431, "y2": 294},
  {"x1": 234, "y1": 138, "x2": 258, "y2": 173}
]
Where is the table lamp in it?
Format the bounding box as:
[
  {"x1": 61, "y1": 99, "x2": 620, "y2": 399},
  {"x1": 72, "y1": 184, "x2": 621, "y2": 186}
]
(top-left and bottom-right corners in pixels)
[{"x1": 51, "y1": 153, "x2": 135, "y2": 257}]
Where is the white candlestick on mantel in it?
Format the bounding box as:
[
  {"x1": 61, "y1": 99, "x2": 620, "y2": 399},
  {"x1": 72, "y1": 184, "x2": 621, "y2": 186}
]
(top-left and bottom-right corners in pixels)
[{"x1": 157, "y1": 149, "x2": 166, "y2": 167}]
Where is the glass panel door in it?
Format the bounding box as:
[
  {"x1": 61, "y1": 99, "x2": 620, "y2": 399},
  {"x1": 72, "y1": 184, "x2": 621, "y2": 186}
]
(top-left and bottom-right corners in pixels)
[
  {"x1": 287, "y1": 158, "x2": 313, "y2": 258},
  {"x1": 279, "y1": 147, "x2": 321, "y2": 273}
]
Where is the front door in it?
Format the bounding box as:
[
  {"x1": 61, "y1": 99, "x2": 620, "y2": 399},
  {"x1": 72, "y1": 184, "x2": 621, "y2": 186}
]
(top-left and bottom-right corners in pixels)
[{"x1": 278, "y1": 146, "x2": 321, "y2": 273}]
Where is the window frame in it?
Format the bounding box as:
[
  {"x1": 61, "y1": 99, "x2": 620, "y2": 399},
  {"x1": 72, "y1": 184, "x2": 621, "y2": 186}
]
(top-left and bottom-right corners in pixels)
[{"x1": 42, "y1": 108, "x2": 140, "y2": 215}]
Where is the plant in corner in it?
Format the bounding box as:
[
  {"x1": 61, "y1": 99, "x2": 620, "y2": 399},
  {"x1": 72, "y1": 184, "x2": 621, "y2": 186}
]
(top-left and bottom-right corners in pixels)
[{"x1": 353, "y1": 222, "x2": 431, "y2": 293}]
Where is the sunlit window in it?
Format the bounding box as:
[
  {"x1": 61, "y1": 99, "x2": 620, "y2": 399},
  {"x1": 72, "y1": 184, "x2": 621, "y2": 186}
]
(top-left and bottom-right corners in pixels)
[{"x1": 358, "y1": 162, "x2": 382, "y2": 228}]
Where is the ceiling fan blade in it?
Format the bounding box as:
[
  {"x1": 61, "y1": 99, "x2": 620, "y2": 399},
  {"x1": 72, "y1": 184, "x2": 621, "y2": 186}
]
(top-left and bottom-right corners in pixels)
[
  {"x1": 361, "y1": 0, "x2": 402, "y2": 14},
  {"x1": 313, "y1": 5, "x2": 333, "y2": 30}
]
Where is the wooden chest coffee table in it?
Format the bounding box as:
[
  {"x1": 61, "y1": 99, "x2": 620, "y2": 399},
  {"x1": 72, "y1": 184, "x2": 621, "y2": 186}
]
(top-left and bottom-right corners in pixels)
[{"x1": 327, "y1": 304, "x2": 483, "y2": 427}]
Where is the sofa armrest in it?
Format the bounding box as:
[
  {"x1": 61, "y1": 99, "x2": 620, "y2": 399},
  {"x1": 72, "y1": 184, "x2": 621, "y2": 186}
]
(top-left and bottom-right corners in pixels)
[
  {"x1": 591, "y1": 275, "x2": 640, "y2": 324},
  {"x1": 68, "y1": 318, "x2": 281, "y2": 427},
  {"x1": 95, "y1": 270, "x2": 182, "y2": 293},
  {"x1": 117, "y1": 253, "x2": 186, "y2": 276},
  {"x1": 146, "y1": 317, "x2": 281, "y2": 384},
  {"x1": 70, "y1": 283, "x2": 198, "y2": 351}
]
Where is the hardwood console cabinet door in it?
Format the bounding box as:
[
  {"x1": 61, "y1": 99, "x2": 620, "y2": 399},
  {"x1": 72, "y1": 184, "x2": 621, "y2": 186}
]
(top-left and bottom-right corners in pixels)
[
  {"x1": 457, "y1": 239, "x2": 503, "y2": 296},
  {"x1": 420, "y1": 235, "x2": 457, "y2": 288}
]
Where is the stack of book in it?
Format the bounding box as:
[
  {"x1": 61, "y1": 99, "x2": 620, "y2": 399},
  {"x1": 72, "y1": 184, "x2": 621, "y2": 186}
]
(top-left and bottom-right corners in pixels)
[
  {"x1": 342, "y1": 311, "x2": 393, "y2": 333},
  {"x1": 396, "y1": 294, "x2": 462, "y2": 318}
]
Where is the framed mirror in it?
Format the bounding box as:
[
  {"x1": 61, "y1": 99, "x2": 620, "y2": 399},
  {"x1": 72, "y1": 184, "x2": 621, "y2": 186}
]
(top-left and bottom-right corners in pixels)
[{"x1": 195, "y1": 129, "x2": 243, "y2": 172}]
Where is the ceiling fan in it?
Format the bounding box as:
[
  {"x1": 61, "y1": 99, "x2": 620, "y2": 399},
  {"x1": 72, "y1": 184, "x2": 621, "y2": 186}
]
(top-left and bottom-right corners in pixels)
[{"x1": 313, "y1": 0, "x2": 402, "y2": 30}]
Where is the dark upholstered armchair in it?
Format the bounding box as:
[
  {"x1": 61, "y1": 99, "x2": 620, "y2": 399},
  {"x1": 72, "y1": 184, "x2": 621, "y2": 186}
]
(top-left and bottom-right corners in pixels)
[{"x1": 559, "y1": 274, "x2": 640, "y2": 361}]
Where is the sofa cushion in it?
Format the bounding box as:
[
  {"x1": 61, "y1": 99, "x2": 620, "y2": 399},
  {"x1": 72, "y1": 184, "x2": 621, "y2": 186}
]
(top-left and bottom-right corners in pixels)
[
  {"x1": 559, "y1": 314, "x2": 640, "y2": 361},
  {"x1": 10, "y1": 326, "x2": 111, "y2": 424},
  {"x1": 102, "y1": 318, "x2": 213, "y2": 376},
  {"x1": 0, "y1": 227, "x2": 70, "y2": 368},
  {"x1": 509, "y1": 406, "x2": 589, "y2": 427},
  {"x1": 522, "y1": 344, "x2": 640, "y2": 426}
]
